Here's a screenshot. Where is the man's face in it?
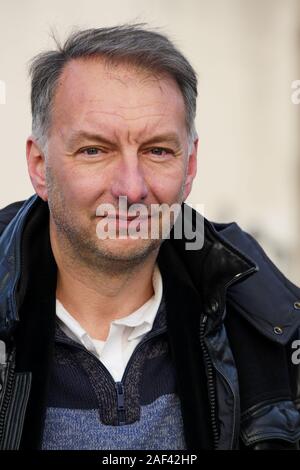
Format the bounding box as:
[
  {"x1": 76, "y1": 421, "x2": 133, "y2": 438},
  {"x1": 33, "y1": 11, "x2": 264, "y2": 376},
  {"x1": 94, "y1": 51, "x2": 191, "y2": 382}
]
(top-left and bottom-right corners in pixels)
[{"x1": 28, "y1": 58, "x2": 197, "y2": 268}]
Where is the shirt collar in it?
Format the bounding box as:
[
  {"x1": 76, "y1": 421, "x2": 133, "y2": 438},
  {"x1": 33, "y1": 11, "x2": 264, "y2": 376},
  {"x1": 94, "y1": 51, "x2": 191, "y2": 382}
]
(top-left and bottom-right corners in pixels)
[{"x1": 114, "y1": 264, "x2": 163, "y2": 340}]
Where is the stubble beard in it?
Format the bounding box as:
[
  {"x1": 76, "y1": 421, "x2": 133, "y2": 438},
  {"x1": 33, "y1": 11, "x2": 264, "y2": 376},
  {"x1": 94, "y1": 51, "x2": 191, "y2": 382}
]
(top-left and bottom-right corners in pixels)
[{"x1": 45, "y1": 166, "x2": 183, "y2": 276}]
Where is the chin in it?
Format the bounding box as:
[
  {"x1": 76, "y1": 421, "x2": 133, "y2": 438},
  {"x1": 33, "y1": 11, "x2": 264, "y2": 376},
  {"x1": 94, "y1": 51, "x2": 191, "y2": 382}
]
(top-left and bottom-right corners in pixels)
[{"x1": 96, "y1": 237, "x2": 160, "y2": 261}]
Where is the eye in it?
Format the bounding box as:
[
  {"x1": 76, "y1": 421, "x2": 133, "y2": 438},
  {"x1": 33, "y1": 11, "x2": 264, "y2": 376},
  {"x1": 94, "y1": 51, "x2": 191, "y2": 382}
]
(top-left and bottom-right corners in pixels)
[
  {"x1": 148, "y1": 147, "x2": 173, "y2": 157},
  {"x1": 79, "y1": 147, "x2": 105, "y2": 157}
]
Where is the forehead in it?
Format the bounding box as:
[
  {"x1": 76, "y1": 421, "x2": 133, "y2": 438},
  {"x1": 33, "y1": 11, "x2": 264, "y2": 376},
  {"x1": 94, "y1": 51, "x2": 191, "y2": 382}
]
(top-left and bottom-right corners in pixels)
[{"x1": 51, "y1": 58, "x2": 186, "y2": 132}]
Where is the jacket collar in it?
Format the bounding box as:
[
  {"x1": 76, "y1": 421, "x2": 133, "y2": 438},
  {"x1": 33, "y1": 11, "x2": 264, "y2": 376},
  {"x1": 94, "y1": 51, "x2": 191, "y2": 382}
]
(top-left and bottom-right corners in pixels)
[{"x1": 158, "y1": 204, "x2": 258, "y2": 336}]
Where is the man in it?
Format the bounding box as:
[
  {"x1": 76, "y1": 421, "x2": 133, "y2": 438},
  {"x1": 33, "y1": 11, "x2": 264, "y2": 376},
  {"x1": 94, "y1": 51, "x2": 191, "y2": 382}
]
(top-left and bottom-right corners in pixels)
[{"x1": 0, "y1": 24, "x2": 300, "y2": 451}]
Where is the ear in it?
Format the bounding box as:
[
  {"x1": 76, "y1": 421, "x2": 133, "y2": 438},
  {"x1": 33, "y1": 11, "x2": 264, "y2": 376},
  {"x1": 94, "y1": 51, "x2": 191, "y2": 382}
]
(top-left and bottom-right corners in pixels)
[
  {"x1": 26, "y1": 136, "x2": 48, "y2": 201},
  {"x1": 183, "y1": 138, "x2": 198, "y2": 201}
]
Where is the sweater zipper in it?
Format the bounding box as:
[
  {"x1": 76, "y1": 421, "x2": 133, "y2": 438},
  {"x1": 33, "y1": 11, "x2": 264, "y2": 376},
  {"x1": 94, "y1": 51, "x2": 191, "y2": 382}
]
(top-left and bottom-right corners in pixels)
[
  {"x1": 200, "y1": 314, "x2": 219, "y2": 449},
  {"x1": 114, "y1": 327, "x2": 167, "y2": 426},
  {"x1": 115, "y1": 382, "x2": 126, "y2": 425},
  {"x1": 56, "y1": 326, "x2": 167, "y2": 425}
]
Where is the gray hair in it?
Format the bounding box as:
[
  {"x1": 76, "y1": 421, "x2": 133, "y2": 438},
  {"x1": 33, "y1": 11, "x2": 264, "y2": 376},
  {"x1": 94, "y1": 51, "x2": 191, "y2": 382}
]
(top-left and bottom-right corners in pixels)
[{"x1": 29, "y1": 23, "x2": 198, "y2": 152}]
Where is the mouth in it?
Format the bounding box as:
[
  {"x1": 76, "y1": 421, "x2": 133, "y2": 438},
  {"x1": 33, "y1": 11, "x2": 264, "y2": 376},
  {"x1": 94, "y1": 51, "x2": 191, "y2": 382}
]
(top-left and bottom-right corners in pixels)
[
  {"x1": 116, "y1": 214, "x2": 149, "y2": 220},
  {"x1": 101, "y1": 213, "x2": 151, "y2": 221}
]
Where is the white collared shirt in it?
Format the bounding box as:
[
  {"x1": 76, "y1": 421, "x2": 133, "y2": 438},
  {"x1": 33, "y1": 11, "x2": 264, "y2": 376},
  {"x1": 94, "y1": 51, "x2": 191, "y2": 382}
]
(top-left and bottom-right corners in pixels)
[{"x1": 56, "y1": 264, "x2": 163, "y2": 382}]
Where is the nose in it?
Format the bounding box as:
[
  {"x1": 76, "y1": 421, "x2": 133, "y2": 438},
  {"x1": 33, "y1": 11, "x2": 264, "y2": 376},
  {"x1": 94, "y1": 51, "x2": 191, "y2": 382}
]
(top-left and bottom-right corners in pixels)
[{"x1": 111, "y1": 155, "x2": 148, "y2": 204}]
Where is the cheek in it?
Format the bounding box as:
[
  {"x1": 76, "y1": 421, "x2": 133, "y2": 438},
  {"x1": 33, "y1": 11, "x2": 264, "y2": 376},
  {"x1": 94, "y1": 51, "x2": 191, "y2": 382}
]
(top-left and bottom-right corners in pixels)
[
  {"x1": 145, "y1": 165, "x2": 186, "y2": 202},
  {"x1": 54, "y1": 165, "x2": 107, "y2": 207},
  {"x1": 151, "y1": 179, "x2": 183, "y2": 200}
]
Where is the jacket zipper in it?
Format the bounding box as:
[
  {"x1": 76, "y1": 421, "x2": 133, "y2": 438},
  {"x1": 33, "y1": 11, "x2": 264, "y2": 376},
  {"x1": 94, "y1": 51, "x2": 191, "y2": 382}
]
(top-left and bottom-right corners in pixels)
[
  {"x1": 199, "y1": 267, "x2": 258, "y2": 450},
  {"x1": 0, "y1": 351, "x2": 15, "y2": 448},
  {"x1": 200, "y1": 314, "x2": 219, "y2": 449}
]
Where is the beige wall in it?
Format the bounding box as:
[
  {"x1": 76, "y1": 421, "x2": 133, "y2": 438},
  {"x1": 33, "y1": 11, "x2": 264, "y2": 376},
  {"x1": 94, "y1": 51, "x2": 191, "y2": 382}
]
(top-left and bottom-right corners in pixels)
[{"x1": 0, "y1": 0, "x2": 299, "y2": 284}]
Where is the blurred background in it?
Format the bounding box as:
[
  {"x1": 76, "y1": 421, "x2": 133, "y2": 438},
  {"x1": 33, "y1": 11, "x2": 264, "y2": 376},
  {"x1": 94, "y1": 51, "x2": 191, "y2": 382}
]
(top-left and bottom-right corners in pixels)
[{"x1": 0, "y1": 0, "x2": 299, "y2": 284}]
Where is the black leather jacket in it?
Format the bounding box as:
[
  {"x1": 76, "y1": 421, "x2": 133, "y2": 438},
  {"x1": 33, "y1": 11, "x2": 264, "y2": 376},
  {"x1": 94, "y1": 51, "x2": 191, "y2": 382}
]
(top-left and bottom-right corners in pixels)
[{"x1": 1, "y1": 195, "x2": 300, "y2": 450}]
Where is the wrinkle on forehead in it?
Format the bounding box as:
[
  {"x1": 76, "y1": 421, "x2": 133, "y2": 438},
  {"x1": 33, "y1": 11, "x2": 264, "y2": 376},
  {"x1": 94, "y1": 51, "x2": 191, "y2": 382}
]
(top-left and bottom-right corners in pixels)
[
  {"x1": 85, "y1": 109, "x2": 166, "y2": 122},
  {"x1": 82, "y1": 111, "x2": 168, "y2": 145},
  {"x1": 91, "y1": 119, "x2": 169, "y2": 146}
]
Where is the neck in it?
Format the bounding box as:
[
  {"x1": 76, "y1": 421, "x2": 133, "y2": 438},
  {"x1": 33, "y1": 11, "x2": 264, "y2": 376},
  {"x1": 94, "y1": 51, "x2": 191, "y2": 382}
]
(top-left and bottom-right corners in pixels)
[{"x1": 50, "y1": 223, "x2": 159, "y2": 341}]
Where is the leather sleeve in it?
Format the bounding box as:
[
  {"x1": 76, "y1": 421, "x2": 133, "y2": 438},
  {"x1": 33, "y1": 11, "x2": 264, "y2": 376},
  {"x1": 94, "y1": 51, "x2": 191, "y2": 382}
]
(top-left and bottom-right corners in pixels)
[{"x1": 250, "y1": 439, "x2": 299, "y2": 450}]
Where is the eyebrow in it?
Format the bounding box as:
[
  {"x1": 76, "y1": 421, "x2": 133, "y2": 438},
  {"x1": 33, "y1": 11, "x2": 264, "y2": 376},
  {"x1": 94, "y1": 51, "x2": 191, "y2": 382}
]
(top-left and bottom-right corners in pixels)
[{"x1": 66, "y1": 131, "x2": 182, "y2": 149}]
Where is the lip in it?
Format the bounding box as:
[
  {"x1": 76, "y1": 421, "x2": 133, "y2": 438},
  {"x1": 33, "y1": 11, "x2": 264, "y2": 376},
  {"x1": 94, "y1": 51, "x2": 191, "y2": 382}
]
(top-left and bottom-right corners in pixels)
[{"x1": 106, "y1": 214, "x2": 150, "y2": 221}]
